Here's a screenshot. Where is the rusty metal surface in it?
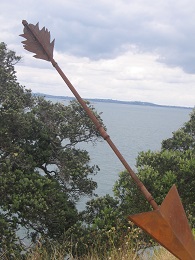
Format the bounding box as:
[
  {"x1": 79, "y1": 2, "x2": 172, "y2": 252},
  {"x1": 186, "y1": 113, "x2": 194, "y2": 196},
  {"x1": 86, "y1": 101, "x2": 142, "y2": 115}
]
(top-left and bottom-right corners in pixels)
[
  {"x1": 20, "y1": 20, "x2": 54, "y2": 61},
  {"x1": 128, "y1": 185, "x2": 195, "y2": 259}
]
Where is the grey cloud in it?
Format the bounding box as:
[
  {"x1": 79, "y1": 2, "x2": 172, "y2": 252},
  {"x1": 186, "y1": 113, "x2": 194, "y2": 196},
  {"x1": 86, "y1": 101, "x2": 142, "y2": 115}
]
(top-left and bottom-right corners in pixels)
[
  {"x1": 48, "y1": 1, "x2": 195, "y2": 74},
  {"x1": 1, "y1": 0, "x2": 195, "y2": 73}
]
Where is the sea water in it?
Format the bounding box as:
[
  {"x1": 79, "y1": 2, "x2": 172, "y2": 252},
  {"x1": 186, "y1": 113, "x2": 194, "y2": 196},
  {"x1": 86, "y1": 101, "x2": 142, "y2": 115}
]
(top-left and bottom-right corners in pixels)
[{"x1": 53, "y1": 98, "x2": 192, "y2": 208}]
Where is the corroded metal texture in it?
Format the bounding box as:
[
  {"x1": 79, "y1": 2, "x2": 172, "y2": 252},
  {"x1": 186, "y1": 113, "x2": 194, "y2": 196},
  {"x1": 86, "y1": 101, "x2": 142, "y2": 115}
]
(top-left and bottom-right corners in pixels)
[
  {"x1": 129, "y1": 185, "x2": 195, "y2": 260},
  {"x1": 20, "y1": 20, "x2": 54, "y2": 61}
]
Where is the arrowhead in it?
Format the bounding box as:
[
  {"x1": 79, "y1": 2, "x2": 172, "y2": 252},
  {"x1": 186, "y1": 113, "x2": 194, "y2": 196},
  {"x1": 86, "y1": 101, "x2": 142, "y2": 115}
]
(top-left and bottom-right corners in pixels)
[{"x1": 128, "y1": 185, "x2": 195, "y2": 260}]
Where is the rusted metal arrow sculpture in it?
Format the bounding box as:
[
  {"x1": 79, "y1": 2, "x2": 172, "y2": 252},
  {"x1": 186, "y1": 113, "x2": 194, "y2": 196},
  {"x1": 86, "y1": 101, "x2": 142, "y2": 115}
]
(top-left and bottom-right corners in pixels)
[{"x1": 20, "y1": 20, "x2": 195, "y2": 259}]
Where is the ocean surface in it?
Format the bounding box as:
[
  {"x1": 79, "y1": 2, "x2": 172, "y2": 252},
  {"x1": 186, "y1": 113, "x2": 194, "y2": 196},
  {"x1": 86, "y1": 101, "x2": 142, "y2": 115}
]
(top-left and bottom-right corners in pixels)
[{"x1": 49, "y1": 97, "x2": 193, "y2": 207}]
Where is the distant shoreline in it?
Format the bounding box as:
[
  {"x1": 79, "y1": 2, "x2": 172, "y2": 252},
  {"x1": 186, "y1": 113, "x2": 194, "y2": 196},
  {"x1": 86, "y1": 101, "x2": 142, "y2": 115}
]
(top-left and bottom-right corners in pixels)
[{"x1": 34, "y1": 93, "x2": 193, "y2": 110}]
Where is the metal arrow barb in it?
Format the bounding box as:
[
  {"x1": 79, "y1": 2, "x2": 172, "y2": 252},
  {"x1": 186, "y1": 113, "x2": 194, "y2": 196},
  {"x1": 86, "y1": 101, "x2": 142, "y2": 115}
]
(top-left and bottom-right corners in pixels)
[
  {"x1": 129, "y1": 185, "x2": 195, "y2": 259},
  {"x1": 20, "y1": 20, "x2": 195, "y2": 259}
]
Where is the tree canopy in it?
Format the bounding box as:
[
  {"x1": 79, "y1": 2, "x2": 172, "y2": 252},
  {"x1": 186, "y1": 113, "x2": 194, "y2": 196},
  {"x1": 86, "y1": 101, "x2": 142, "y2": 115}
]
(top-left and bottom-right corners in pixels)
[{"x1": 0, "y1": 42, "x2": 104, "y2": 257}]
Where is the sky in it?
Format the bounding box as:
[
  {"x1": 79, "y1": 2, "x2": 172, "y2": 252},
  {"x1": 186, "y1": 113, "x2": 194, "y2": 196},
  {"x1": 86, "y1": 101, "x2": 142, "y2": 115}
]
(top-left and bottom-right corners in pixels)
[{"x1": 1, "y1": 0, "x2": 195, "y2": 107}]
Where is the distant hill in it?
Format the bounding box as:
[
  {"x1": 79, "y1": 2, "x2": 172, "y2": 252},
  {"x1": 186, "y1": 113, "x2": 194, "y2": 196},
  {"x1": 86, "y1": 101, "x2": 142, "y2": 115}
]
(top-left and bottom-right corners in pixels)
[{"x1": 33, "y1": 93, "x2": 192, "y2": 110}]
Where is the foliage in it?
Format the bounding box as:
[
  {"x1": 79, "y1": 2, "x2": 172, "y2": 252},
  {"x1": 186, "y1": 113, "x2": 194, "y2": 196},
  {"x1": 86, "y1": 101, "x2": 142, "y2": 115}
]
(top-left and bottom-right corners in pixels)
[
  {"x1": 114, "y1": 108, "x2": 195, "y2": 227},
  {"x1": 63, "y1": 222, "x2": 144, "y2": 259},
  {"x1": 0, "y1": 42, "x2": 104, "y2": 257},
  {"x1": 64, "y1": 194, "x2": 152, "y2": 258}
]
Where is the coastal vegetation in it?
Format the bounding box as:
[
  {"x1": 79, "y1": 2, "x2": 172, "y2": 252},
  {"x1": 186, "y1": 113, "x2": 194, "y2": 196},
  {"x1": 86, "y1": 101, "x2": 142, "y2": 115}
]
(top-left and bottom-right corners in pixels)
[
  {"x1": 0, "y1": 42, "x2": 103, "y2": 258},
  {"x1": 0, "y1": 42, "x2": 194, "y2": 259}
]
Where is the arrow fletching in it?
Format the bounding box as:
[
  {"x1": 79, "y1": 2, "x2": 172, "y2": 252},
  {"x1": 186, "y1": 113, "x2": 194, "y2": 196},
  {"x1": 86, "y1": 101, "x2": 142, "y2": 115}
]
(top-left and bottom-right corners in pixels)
[{"x1": 20, "y1": 20, "x2": 55, "y2": 61}]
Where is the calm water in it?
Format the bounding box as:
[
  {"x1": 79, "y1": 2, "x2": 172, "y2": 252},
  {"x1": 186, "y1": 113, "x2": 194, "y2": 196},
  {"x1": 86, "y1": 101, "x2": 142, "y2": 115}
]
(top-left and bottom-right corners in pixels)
[{"x1": 53, "y1": 98, "x2": 192, "y2": 201}]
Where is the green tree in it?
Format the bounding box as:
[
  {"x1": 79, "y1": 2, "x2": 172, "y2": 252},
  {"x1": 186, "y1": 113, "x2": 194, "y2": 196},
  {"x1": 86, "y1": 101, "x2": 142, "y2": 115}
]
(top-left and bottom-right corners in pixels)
[
  {"x1": 71, "y1": 194, "x2": 151, "y2": 257},
  {"x1": 64, "y1": 195, "x2": 124, "y2": 257},
  {"x1": 0, "y1": 42, "x2": 103, "y2": 257},
  {"x1": 114, "y1": 108, "x2": 195, "y2": 226}
]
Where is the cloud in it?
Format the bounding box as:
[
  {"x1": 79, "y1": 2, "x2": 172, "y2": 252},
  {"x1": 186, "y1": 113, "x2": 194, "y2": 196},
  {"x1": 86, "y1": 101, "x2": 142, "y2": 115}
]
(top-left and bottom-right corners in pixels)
[
  {"x1": 15, "y1": 47, "x2": 195, "y2": 107},
  {"x1": 1, "y1": 0, "x2": 195, "y2": 107},
  {"x1": 2, "y1": 0, "x2": 195, "y2": 73}
]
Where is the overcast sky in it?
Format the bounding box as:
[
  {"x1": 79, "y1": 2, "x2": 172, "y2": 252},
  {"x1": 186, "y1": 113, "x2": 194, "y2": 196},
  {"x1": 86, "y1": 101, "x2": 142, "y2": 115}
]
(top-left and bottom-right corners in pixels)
[{"x1": 1, "y1": 0, "x2": 195, "y2": 107}]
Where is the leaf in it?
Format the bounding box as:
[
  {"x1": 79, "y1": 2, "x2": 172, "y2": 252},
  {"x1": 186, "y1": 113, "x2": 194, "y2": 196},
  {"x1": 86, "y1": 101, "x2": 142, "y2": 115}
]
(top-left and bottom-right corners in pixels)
[{"x1": 20, "y1": 20, "x2": 55, "y2": 61}]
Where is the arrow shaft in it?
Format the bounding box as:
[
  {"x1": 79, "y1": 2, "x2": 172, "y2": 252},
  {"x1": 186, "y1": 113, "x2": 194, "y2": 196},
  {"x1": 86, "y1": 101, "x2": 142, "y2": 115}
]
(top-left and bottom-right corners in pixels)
[
  {"x1": 52, "y1": 59, "x2": 158, "y2": 210},
  {"x1": 22, "y1": 20, "x2": 158, "y2": 210}
]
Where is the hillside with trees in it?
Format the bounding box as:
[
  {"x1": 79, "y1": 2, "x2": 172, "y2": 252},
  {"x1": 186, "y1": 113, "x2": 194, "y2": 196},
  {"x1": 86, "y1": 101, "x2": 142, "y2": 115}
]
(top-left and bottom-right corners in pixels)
[
  {"x1": 0, "y1": 42, "x2": 194, "y2": 259},
  {"x1": 0, "y1": 42, "x2": 104, "y2": 258}
]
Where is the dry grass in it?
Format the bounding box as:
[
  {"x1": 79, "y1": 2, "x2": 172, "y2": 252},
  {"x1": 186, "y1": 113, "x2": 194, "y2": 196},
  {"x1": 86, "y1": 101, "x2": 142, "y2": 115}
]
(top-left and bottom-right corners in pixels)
[
  {"x1": 26, "y1": 224, "x2": 183, "y2": 260},
  {"x1": 152, "y1": 247, "x2": 177, "y2": 260},
  {"x1": 26, "y1": 243, "x2": 178, "y2": 260}
]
